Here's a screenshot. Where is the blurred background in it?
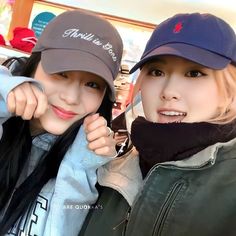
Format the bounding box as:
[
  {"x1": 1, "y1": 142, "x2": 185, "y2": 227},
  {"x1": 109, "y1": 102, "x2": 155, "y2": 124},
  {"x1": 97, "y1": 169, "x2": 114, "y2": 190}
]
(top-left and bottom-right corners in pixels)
[
  {"x1": 45, "y1": 0, "x2": 236, "y2": 28},
  {"x1": 1, "y1": 0, "x2": 236, "y2": 117}
]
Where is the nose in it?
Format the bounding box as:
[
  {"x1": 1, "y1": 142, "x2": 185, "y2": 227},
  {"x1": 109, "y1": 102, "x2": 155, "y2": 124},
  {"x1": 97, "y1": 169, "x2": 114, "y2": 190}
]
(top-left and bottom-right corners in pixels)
[
  {"x1": 59, "y1": 82, "x2": 80, "y2": 105},
  {"x1": 160, "y1": 76, "x2": 181, "y2": 101}
]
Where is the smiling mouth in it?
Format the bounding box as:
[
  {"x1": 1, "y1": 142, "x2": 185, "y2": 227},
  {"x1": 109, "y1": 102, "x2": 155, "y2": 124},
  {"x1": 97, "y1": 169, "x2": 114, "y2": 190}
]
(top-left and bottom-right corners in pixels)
[
  {"x1": 158, "y1": 111, "x2": 187, "y2": 123},
  {"x1": 51, "y1": 105, "x2": 77, "y2": 120}
]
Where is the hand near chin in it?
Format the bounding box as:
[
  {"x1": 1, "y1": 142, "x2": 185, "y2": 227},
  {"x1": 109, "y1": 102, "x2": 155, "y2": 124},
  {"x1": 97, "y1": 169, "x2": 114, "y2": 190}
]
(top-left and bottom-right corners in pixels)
[
  {"x1": 7, "y1": 82, "x2": 48, "y2": 120},
  {"x1": 84, "y1": 113, "x2": 117, "y2": 157}
]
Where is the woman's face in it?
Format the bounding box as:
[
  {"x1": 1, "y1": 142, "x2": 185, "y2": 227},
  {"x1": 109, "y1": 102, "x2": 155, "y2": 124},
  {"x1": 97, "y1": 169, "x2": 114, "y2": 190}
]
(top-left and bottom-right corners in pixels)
[
  {"x1": 140, "y1": 55, "x2": 221, "y2": 123},
  {"x1": 31, "y1": 62, "x2": 107, "y2": 135}
]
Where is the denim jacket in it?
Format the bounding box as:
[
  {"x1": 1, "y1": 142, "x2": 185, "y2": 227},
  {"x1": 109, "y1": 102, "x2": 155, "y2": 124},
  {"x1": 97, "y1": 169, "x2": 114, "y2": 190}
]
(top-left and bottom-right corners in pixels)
[{"x1": 0, "y1": 66, "x2": 113, "y2": 236}]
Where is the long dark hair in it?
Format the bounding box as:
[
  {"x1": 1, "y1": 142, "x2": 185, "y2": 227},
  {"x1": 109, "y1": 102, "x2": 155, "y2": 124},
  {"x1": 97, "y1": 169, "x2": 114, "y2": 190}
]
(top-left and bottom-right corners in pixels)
[{"x1": 0, "y1": 52, "x2": 113, "y2": 233}]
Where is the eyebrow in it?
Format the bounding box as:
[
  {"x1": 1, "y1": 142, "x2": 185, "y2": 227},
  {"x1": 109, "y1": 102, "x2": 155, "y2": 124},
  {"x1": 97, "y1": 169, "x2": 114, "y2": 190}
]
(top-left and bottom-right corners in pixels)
[
  {"x1": 151, "y1": 58, "x2": 166, "y2": 64},
  {"x1": 148, "y1": 57, "x2": 209, "y2": 69},
  {"x1": 146, "y1": 58, "x2": 167, "y2": 67}
]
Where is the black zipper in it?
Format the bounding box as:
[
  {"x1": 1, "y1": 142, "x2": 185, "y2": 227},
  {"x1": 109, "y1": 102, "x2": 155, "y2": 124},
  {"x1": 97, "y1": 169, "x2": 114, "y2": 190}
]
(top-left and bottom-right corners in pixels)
[{"x1": 153, "y1": 181, "x2": 184, "y2": 236}]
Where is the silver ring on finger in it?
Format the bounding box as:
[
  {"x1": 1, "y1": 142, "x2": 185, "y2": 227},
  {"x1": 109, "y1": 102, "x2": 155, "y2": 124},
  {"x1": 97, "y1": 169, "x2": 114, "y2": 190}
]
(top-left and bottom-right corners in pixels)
[{"x1": 107, "y1": 127, "x2": 113, "y2": 137}]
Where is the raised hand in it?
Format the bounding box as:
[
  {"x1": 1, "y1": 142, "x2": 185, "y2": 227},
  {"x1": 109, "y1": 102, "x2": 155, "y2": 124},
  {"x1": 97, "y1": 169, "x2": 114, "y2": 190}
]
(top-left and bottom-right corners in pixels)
[
  {"x1": 7, "y1": 82, "x2": 48, "y2": 120},
  {"x1": 84, "y1": 113, "x2": 117, "y2": 157}
]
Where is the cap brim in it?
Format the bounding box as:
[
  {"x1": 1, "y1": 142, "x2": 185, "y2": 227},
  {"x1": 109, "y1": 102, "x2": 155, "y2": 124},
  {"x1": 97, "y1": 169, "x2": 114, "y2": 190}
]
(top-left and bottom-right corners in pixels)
[
  {"x1": 130, "y1": 43, "x2": 231, "y2": 73},
  {"x1": 41, "y1": 49, "x2": 115, "y2": 101}
]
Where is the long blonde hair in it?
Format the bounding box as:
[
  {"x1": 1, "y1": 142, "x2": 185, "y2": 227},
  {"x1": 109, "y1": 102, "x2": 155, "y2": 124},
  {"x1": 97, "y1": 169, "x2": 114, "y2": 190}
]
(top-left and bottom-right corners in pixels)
[{"x1": 131, "y1": 64, "x2": 236, "y2": 124}]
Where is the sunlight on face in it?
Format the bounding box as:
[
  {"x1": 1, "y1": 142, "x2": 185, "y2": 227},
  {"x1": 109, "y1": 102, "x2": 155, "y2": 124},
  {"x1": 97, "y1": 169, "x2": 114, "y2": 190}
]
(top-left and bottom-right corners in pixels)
[
  {"x1": 30, "y1": 62, "x2": 107, "y2": 135},
  {"x1": 139, "y1": 55, "x2": 221, "y2": 123}
]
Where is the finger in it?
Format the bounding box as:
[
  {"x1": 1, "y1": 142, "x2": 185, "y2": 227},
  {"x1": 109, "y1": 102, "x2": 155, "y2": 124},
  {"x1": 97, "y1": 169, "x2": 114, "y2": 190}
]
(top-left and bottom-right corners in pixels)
[
  {"x1": 93, "y1": 146, "x2": 116, "y2": 156},
  {"x1": 85, "y1": 115, "x2": 107, "y2": 133},
  {"x1": 13, "y1": 86, "x2": 27, "y2": 117},
  {"x1": 7, "y1": 91, "x2": 16, "y2": 114},
  {"x1": 88, "y1": 136, "x2": 117, "y2": 156},
  {"x1": 83, "y1": 113, "x2": 99, "y2": 129},
  {"x1": 86, "y1": 125, "x2": 111, "y2": 142},
  {"x1": 88, "y1": 135, "x2": 116, "y2": 150},
  {"x1": 21, "y1": 85, "x2": 38, "y2": 120},
  {"x1": 31, "y1": 86, "x2": 48, "y2": 118}
]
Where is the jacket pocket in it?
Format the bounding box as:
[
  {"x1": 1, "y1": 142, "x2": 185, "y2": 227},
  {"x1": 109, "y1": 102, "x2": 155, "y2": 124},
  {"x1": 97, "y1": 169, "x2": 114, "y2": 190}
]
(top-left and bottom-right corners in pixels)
[
  {"x1": 153, "y1": 180, "x2": 185, "y2": 236},
  {"x1": 112, "y1": 207, "x2": 131, "y2": 235}
]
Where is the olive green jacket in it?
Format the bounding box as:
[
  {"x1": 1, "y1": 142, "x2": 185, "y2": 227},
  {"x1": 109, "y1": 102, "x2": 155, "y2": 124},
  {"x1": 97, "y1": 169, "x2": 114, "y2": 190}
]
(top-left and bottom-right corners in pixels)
[{"x1": 80, "y1": 138, "x2": 236, "y2": 236}]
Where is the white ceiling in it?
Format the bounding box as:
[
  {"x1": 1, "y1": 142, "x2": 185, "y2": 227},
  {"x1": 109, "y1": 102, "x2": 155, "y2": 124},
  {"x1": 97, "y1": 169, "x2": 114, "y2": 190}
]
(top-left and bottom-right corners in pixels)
[{"x1": 46, "y1": 0, "x2": 236, "y2": 29}]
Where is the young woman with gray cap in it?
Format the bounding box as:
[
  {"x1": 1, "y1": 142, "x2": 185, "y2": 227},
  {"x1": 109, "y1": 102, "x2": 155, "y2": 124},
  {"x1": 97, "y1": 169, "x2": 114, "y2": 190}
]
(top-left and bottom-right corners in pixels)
[
  {"x1": 79, "y1": 13, "x2": 236, "y2": 236},
  {"x1": 0, "y1": 9, "x2": 123, "y2": 235}
]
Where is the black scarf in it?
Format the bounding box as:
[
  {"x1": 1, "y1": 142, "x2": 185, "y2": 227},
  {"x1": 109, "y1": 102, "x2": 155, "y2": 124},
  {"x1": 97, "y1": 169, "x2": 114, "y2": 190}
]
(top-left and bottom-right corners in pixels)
[{"x1": 131, "y1": 116, "x2": 236, "y2": 177}]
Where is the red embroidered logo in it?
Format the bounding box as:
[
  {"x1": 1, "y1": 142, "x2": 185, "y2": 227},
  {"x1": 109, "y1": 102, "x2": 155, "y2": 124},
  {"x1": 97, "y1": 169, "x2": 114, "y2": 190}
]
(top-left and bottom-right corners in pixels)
[{"x1": 173, "y1": 22, "x2": 183, "y2": 33}]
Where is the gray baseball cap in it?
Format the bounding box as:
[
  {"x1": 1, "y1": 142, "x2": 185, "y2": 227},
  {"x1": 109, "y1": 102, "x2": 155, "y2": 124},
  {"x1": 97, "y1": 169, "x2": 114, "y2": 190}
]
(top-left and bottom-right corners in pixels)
[{"x1": 33, "y1": 9, "x2": 123, "y2": 101}]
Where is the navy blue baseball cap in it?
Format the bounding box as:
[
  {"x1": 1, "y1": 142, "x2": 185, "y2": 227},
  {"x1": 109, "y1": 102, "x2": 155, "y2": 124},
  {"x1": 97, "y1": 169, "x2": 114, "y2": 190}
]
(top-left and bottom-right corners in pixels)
[{"x1": 130, "y1": 13, "x2": 236, "y2": 73}]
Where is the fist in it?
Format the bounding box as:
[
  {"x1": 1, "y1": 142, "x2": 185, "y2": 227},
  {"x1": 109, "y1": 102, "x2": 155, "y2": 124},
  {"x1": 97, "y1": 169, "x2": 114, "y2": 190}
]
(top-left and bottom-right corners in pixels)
[
  {"x1": 7, "y1": 82, "x2": 48, "y2": 120},
  {"x1": 83, "y1": 113, "x2": 117, "y2": 157}
]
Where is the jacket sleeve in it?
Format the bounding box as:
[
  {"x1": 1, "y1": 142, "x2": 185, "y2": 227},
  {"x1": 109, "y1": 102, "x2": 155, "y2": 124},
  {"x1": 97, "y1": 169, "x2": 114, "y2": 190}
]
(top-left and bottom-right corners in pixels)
[
  {"x1": 0, "y1": 65, "x2": 43, "y2": 139},
  {"x1": 44, "y1": 125, "x2": 115, "y2": 236}
]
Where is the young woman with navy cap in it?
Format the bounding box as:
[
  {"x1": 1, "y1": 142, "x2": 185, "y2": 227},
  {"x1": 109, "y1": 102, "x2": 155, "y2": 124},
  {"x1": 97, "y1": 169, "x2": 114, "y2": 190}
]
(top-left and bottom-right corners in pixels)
[
  {"x1": 0, "y1": 9, "x2": 123, "y2": 235},
  {"x1": 79, "y1": 13, "x2": 236, "y2": 236}
]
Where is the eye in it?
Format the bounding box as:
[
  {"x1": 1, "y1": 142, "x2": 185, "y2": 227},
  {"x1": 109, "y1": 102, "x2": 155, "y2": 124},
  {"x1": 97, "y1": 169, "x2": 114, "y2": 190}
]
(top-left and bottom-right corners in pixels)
[
  {"x1": 186, "y1": 70, "x2": 206, "y2": 78},
  {"x1": 148, "y1": 69, "x2": 164, "y2": 77},
  {"x1": 85, "y1": 81, "x2": 100, "y2": 89},
  {"x1": 57, "y1": 72, "x2": 68, "y2": 78}
]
